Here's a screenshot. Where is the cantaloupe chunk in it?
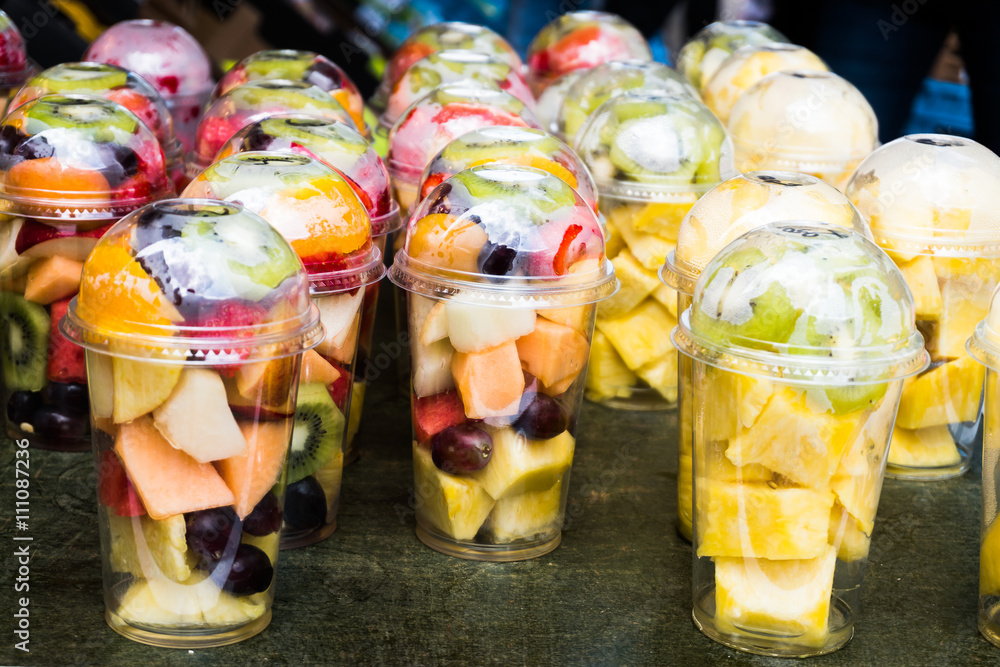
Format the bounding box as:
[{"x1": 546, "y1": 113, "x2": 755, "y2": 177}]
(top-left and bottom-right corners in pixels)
[
  {"x1": 516, "y1": 317, "x2": 590, "y2": 390},
  {"x1": 898, "y1": 255, "x2": 942, "y2": 321},
  {"x1": 888, "y1": 425, "x2": 961, "y2": 468},
  {"x1": 451, "y1": 341, "x2": 524, "y2": 419},
  {"x1": 300, "y1": 349, "x2": 341, "y2": 386},
  {"x1": 413, "y1": 443, "x2": 495, "y2": 541},
  {"x1": 217, "y1": 420, "x2": 292, "y2": 519},
  {"x1": 896, "y1": 355, "x2": 984, "y2": 429},
  {"x1": 115, "y1": 417, "x2": 235, "y2": 520},
  {"x1": 23, "y1": 254, "x2": 84, "y2": 304}
]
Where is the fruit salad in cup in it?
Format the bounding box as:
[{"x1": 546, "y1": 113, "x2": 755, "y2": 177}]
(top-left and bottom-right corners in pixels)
[
  {"x1": 575, "y1": 93, "x2": 734, "y2": 409},
  {"x1": 59, "y1": 199, "x2": 323, "y2": 646},
  {"x1": 677, "y1": 20, "x2": 788, "y2": 92},
  {"x1": 0, "y1": 9, "x2": 32, "y2": 116},
  {"x1": 388, "y1": 165, "x2": 616, "y2": 560},
  {"x1": 674, "y1": 222, "x2": 926, "y2": 656},
  {"x1": 534, "y1": 69, "x2": 589, "y2": 138},
  {"x1": 728, "y1": 71, "x2": 878, "y2": 190},
  {"x1": 183, "y1": 152, "x2": 385, "y2": 544},
  {"x1": 846, "y1": 134, "x2": 1000, "y2": 479},
  {"x1": 0, "y1": 95, "x2": 172, "y2": 450},
  {"x1": 526, "y1": 11, "x2": 652, "y2": 95},
  {"x1": 661, "y1": 171, "x2": 869, "y2": 540}
]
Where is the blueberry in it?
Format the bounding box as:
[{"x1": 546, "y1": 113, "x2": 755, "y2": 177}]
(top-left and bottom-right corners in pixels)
[
  {"x1": 6, "y1": 391, "x2": 41, "y2": 425},
  {"x1": 283, "y1": 477, "x2": 326, "y2": 532},
  {"x1": 480, "y1": 244, "x2": 518, "y2": 276},
  {"x1": 13, "y1": 135, "x2": 54, "y2": 160}
]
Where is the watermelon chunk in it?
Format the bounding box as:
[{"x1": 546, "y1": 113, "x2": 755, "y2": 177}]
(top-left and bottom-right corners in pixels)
[
  {"x1": 97, "y1": 450, "x2": 146, "y2": 517},
  {"x1": 413, "y1": 390, "x2": 466, "y2": 443},
  {"x1": 46, "y1": 298, "x2": 86, "y2": 383}
]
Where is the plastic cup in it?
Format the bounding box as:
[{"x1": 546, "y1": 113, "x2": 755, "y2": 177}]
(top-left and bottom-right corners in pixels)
[
  {"x1": 182, "y1": 153, "x2": 385, "y2": 546},
  {"x1": 84, "y1": 20, "x2": 214, "y2": 154},
  {"x1": 662, "y1": 171, "x2": 870, "y2": 540},
  {"x1": 677, "y1": 20, "x2": 788, "y2": 92},
  {"x1": 0, "y1": 10, "x2": 32, "y2": 116},
  {"x1": 526, "y1": 11, "x2": 652, "y2": 96},
  {"x1": 845, "y1": 134, "x2": 1000, "y2": 479},
  {"x1": 389, "y1": 164, "x2": 617, "y2": 561},
  {"x1": 674, "y1": 221, "x2": 927, "y2": 656},
  {"x1": 574, "y1": 93, "x2": 733, "y2": 410},
  {"x1": 703, "y1": 44, "x2": 828, "y2": 126},
  {"x1": 728, "y1": 70, "x2": 878, "y2": 190},
  {"x1": 0, "y1": 95, "x2": 173, "y2": 451},
  {"x1": 534, "y1": 69, "x2": 589, "y2": 139},
  {"x1": 59, "y1": 199, "x2": 323, "y2": 647}
]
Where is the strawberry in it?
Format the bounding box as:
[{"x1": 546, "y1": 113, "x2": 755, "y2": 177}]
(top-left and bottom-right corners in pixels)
[
  {"x1": 47, "y1": 298, "x2": 87, "y2": 383},
  {"x1": 419, "y1": 171, "x2": 448, "y2": 200},
  {"x1": 105, "y1": 88, "x2": 163, "y2": 141},
  {"x1": 187, "y1": 301, "x2": 270, "y2": 377},
  {"x1": 195, "y1": 116, "x2": 240, "y2": 162}
]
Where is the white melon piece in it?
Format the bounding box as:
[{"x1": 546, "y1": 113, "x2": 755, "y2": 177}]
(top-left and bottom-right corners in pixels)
[
  {"x1": 419, "y1": 301, "x2": 449, "y2": 345},
  {"x1": 153, "y1": 368, "x2": 248, "y2": 463},
  {"x1": 314, "y1": 289, "x2": 364, "y2": 356},
  {"x1": 407, "y1": 294, "x2": 438, "y2": 341},
  {"x1": 87, "y1": 352, "x2": 114, "y2": 419},
  {"x1": 413, "y1": 338, "x2": 456, "y2": 397},
  {"x1": 444, "y1": 301, "x2": 536, "y2": 353}
]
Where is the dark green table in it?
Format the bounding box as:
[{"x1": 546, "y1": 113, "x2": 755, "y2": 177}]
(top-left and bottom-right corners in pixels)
[{"x1": 0, "y1": 299, "x2": 995, "y2": 665}]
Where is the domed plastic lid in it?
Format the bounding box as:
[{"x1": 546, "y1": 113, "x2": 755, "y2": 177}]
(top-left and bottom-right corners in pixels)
[
  {"x1": 728, "y1": 70, "x2": 877, "y2": 164},
  {"x1": 389, "y1": 164, "x2": 616, "y2": 307},
  {"x1": 387, "y1": 84, "x2": 541, "y2": 184},
  {"x1": 968, "y1": 285, "x2": 1000, "y2": 369},
  {"x1": 557, "y1": 60, "x2": 697, "y2": 142},
  {"x1": 214, "y1": 114, "x2": 400, "y2": 236},
  {"x1": 84, "y1": 20, "x2": 214, "y2": 99},
  {"x1": 663, "y1": 171, "x2": 868, "y2": 295},
  {"x1": 575, "y1": 93, "x2": 735, "y2": 200},
  {"x1": 382, "y1": 50, "x2": 534, "y2": 131},
  {"x1": 0, "y1": 10, "x2": 31, "y2": 88},
  {"x1": 188, "y1": 80, "x2": 359, "y2": 175},
  {"x1": 527, "y1": 11, "x2": 652, "y2": 92},
  {"x1": 62, "y1": 198, "x2": 323, "y2": 362},
  {"x1": 535, "y1": 69, "x2": 588, "y2": 137},
  {"x1": 211, "y1": 50, "x2": 365, "y2": 130},
  {"x1": 845, "y1": 134, "x2": 1000, "y2": 255},
  {"x1": 181, "y1": 152, "x2": 384, "y2": 293},
  {"x1": 0, "y1": 95, "x2": 172, "y2": 220},
  {"x1": 11, "y1": 62, "x2": 182, "y2": 163},
  {"x1": 677, "y1": 20, "x2": 788, "y2": 91},
  {"x1": 674, "y1": 221, "x2": 927, "y2": 386},
  {"x1": 418, "y1": 126, "x2": 598, "y2": 211},
  {"x1": 703, "y1": 44, "x2": 828, "y2": 124}
]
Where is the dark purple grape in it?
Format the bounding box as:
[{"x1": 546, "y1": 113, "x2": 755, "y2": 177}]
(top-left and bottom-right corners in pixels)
[
  {"x1": 242, "y1": 127, "x2": 274, "y2": 151},
  {"x1": 283, "y1": 477, "x2": 326, "y2": 532},
  {"x1": 13, "y1": 135, "x2": 54, "y2": 160},
  {"x1": 480, "y1": 244, "x2": 517, "y2": 276},
  {"x1": 96, "y1": 144, "x2": 138, "y2": 186},
  {"x1": 426, "y1": 183, "x2": 452, "y2": 215},
  {"x1": 30, "y1": 405, "x2": 88, "y2": 440},
  {"x1": 512, "y1": 393, "x2": 569, "y2": 440},
  {"x1": 242, "y1": 492, "x2": 281, "y2": 536},
  {"x1": 42, "y1": 382, "x2": 89, "y2": 414},
  {"x1": 0, "y1": 125, "x2": 26, "y2": 169},
  {"x1": 7, "y1": 391, "x2": 41, "y2": 425},
  {"x1": 432, "y1": 424, "x2": 493, "y2": 473},
  {"x1": 221, "y1": 544, "x2": 274, "y2": 596},
  {"x1": 185, "y1": 507, "x2": 240, "y2": 561}
]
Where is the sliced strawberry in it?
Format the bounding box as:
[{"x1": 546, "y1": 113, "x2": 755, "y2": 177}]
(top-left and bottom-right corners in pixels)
[
  {"x1": 413, "y1": 390, "x2": 466, "y2": 444},
  {"x1": 47, "y1": 298, "x2": 87, "y2": 383},
  {"x1": 105, "y1": 88, "x2": 163, "y2": 140},
  {"x1": 195, "y1": 116, "x2": 240, "y2": 161},
  {"x1": 552, "y1": 224, "x2": 583, "y2": 275},
  {"x1": 419, "y1": 171, "x2": 448, "y2": 200},
  {"x1": 432, "y1": 103, "x2": 524, "y2": 127}
]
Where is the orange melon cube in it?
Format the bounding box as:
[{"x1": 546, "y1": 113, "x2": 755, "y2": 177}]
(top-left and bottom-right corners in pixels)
[
  {"x1": 516, "y1": 317, "x2": 590, "y2": 390},
  {"x1": 218, "y1": 420, "x2": 293, "y2": 519},
  {"x1": 24, "y1": 254, "x2": 84, "y2": 305},
  {"x1": 451, "y1": 341, "x2": 525, "y2": 419}
]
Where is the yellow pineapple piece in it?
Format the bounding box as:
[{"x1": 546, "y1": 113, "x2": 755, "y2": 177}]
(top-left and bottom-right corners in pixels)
[
  {"x1": 538, "y1": 305, "x2": 590, "y2": 335},
  {"x1": 981, "y1": 516, "x2": 1000, "y2": 596},
  {"x1": 617, "y1": 221, "x2": 676, "y2": 271},
  {"x1": 896, "y1": 355, "x2": 984, "y2": 429},
  {"x1": 599, "y1": 250, "x2": 661, "y2": 319},
  {"x1": 107, "y1": 510, "x2": 198, "y2": 582},
  {"x1": 888, "y1": 425, "x2": 961, "y2": 468},
  {"x1": 701, "y1": 439, "x2": 773, "y2": 483},
  {"x1": 932, "y1": 279, "x2": 989, "y2": 360},
  {"x1": 679, "y1": 452, "x2": 693, "y2": 539},
  {"x1": 596, "y1": 299, "x2": 676, "y2": 371},
  {"x1": 932, "y1": 206, "x2": 973, "y2": 231},
  {"x1": 828, "y1": 502, "x2": 870, "y2": 562},
  {"x1": 470, "y1": 427, "x2": 574, "y2": 500},
  {"x1": 636, "y1": 349, "x2": 678, "y2": 403},
  {"x1": 585, "y1": 331, "x2": 638, "y2": 401},
  {"x1": 630, "y1": 201, "x2": 695, "y2": 240},
  {"x1": 413, "y1": 444, "x2": 495, "y2": 540},
  {"x1": 898, "y1": 256, "x2": 942, "y2": 321},
  {"x1": 696, "y1": 481, "x2": 834, "y2": 560},
  {"x1": 714, "y1": 546, "x2": 836, "y2": 647},
  {"x1": 701, "y1": 368, "x2": 773, "y2": 443},
  {"x1": 603, "y1": 217, "x2": 626, "y2": 259},
  {"x1": 652, "y1": 283, "x2": 678, "y2": 317},
  {"x1": 483, "y1": 480, "x2": 563, "y2": 543}
]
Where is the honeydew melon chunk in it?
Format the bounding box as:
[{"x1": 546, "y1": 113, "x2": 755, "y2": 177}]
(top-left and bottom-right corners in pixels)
[
  {"x1": 471, "y1": 426, "x2": 575, "y2": 500},
  {"x1": 153, "y1": 368, "x2": 248, "y2": 463},
  {"x1": 413, "y1": 444, "x2": 495, "y2": 541},
  {"x1": 408, "y1": 293, "x2": 438, "y2": 341},
  {"x1": 896, "y1": 355, "x2": 984, "y2": 430},
  {"x1": 419, "y1": 301, "x2": 449, "y2": 345},
  {"x1": 484, "y1": 480, "x2": 563, "y2": 543},
  {"x1": 888, "y1": 425, "x2": 961, "y2": 468},
  {"x1": 600, "y1": 249, "x2": 660, "y2": 319},
  {"x1": 585, "y1": 330, "x2": 637, "y2": 401},
  {"x1": 314, "y1": 289, "x2": 364, "y2": 356},
  {"x1": 413, "y1": 338, "x2": 456, "y2": 397},
  {"x1": 444, "y1": 301, "x2": 536, "y2": 353},
  {"x1": 596, "y1": 299, "x2": 676, "y2": 372}
]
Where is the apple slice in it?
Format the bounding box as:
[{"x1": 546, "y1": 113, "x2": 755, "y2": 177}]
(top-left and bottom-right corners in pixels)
[
  {"x1": 16, "y1": 218, "x2": 113, "y2": 261},
  {"x1": 419, "y1": 301, "x2": 449, "y2": 345},
  {"x1": 413, "y1": 338, "x2": 456, "y2": 397},
  {"x1": 153, "y1": 368, "x2": 248, "y2": 463},
  {"x1": 314, "y1": 289, "x2": 363, "y2": 356},
  {"x1": 444, "y1": 301, "x2": 536, "y2": 353}
]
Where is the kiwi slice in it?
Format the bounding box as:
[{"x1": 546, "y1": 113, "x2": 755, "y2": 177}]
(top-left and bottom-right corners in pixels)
[
  {"x1": 244, "y1": 51, "x2": 312, "y2": 80},
  {"x1": 34, "y1": 63, "x2": 129, "y2": 92},
  {"x1": 0, "y1": 291, "x2": 49, "y2": 392},
  {"x1": 30, "y1": 97, "x2": 137, "y2": 136},
  {"x1": 407, "y1": 66, "x2": 442, "y2": 92},
  {"x1": 258, "y1": 117, "x2": 367, "y2": 156},
  {"x1": 288, "y1": 382, "x2": 344, "y2": 484},
  {"x1": 612, "y1": 99, "x2": 668, "y2": 124},
  {"x1": 825, "y1": 382, "x2": 887, "y2": 415}
]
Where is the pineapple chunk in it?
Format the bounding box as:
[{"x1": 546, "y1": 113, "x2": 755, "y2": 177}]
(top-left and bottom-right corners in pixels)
[
  {"x1": 652, "y1": 283, "x2": 679, "y2": 318},
  {"x1": 630, "y1": 201, "x2": 695, "y2": 240},
  {"x1": 618, "y1": 221, "x2": 675, "y2": 271},
  {"x1": 697, "y1": 481, "x2": 834, "y2": 560},
  {"x1": 896, "y1": 355, "x2": 984, "y2": 429},
  {"x1": 538, "y1": 305, "x2": 590, "y2": 335},
  {"x1": 596, "y1": 299, "x2": 675, "y2": 371},
  {"x1": 117, "y1": 571, "x2": 266, "y2": 627},
  {"x1": 828, "y1": 502, "x2": 870, "y2": 562},
  {"x1": 586, "y1": 331, "x2": 638, "y2": 401},
  {"x1": 679, "y1": 452, "x2": 693, "y2": 539},
  {"x1": 470, "y1": 427, "x2": 575, "y2": 500},
  {"x1": 107, "y1": 511, "x2": 198, "y2": 582},
  {"x1": 603, "y1": 217, "x2": 626, "y2": 259},
  {"x1": 932, "y1": 206, "x2": 973, "y2": 231},
  {"x1": 701, "y1": 368, "x2": 774, "y2": 443},
  {"x1": 483, "y1": 480, "x2": 563, "y2": 543},
  {"x1": 600, "y1": 250, "x2": 661, "y2": 320},
  {"x1": 636, "y1": 349, "x2": 679, "y2": 403},
  {"x1": 898, "y1": 256, "x2": 942, "y2": 321},
  {"x1": 714, "y1": 545, "x2": 836, "y2": 647},
  {"x1": 413, "y1": 444, "x2": 495, "y2": 540},
  {"x1": 888, "y1": 425, "x2": 961, "y2": 468},
  {"x1": 932, "y1": 279, "x2": 989, "y2": 360},
  {"x1": 700, "y1": 439, "x2": 773, "y2": 483},
  {"x1": 981, "y1": 516, "x2": 1000, "y2": 596}
]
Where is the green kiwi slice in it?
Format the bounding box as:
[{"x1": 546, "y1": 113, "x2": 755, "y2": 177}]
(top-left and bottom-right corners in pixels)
[
  {"x1": 30, "y1": 96, "x2": 137, "y2": 136},
  {"x1": 34, "y1": 63, "x2": 129, "y2": 92},
  {"x1": 0, "y1": 291, "x2": 49, "y2": 392},
  {"x1": 287, "y1": 382, "x2": 344, "y2": 483}
]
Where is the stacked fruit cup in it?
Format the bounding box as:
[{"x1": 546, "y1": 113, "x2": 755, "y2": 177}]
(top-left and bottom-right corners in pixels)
[
  {"x1": 845, "y1": 135, "x2": 1000, "y2": 479},
  {"x1": 9, "y1": 62, "x2": 187, "y2": 191},
  {"x1": 210, "y1": 50, "x2": 368, "y2": 138},
  {"x1": 59, "y1": 199, "x2": 324, "y2": 647},
  {"x1": 389, "y1": 164, "x2": 617, "y2": 561},
  {"x1": 675, "y1": 222, "x2": 927, "y2": 657},
  {"x1": 727, "y1": 70, "x2": 878, "y2": 191},
  {"x1": 526, "y1": 10, "x2": 653, "y2": 96},
  {"x1": 85, "y1": 19, "x2": 215, "y2": 154},
  {"x1": 0, "y1": 95, "x2": 173, "y2": 450},
  {"x1": 214, "y1": 115, "x2": 402, "y2": 464},
  {"x1": 661, "y1": 171, "x2": 870, "y2": 541},
  {"x1": 182, "y1": 153, "x2": 385, "y2": 546},
  {"x1": 0, "y1": 9, "x2": 32, "y2": 117},
  {"x1": 676, "y1": 20, "x2": 789, "y2": 93},
  {"x1": 574, "y1": 92, "x2": 733, "y2": 410},
  {"x1": 535, "y1": 70, "x2": 589, "y2": 136}
]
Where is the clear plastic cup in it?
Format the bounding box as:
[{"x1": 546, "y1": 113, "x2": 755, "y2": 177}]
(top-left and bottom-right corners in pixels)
[
  {"x1": 389, "y1": 164, "x2": 617, "y2": 561},
  {"x1": 59, "y1": 199, "x2": 323, "y2": 647},
  {"x1": 381, "y1": 50, "x2": 534, "y2": 132},
  {"x1": 0, "y1": 10, "x2": 33, "y2": 116},
  {"x1": 677, "y1": 20, "x2": 789, "y2": 92},
  {"x1": 728, "y1": 71, "x2": 878, "y2": 190},
  {"x1": 575, "y1": 93, "x2": 734, "y2": 410},
  {"x1": 386, "y1": 84, "x2": 541, "y2": 218},
  {"x1": 845, "y1": 134, "x2": 1000, "y2": 479},
  {"x1": 185, "y1": 80, "x2": 360, "y2": 183},
  {"x1": 0, "y1": 95, "x2": 173, "y2": 451},
  {"x1": 10, "y1": 62, "x2": 185, "y2": 191},
  {"x1": 534, "y1": 69, "x2": 589, "y2": 138},
  {"x1": 703, "y1": 44, "x2": 828, "y2": 126},
  {"x1": 674, "y1": 221, "x2": 927, "y2": 656},
  {"x1": 557, "y1": 60, "x2": 698, "y2": 144},
  {"x1": 661, "y1": 171, "x2": 870, "y2": 540},
  {"x1": 84, "y1": 20, "x2": 215, "y2": 154},
  {"x1": 182, "y1": 153, "x2": 385, "y2": 545},
  {"x1": 526, "y1": 11, "x2": 652, "y2": 96}
]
